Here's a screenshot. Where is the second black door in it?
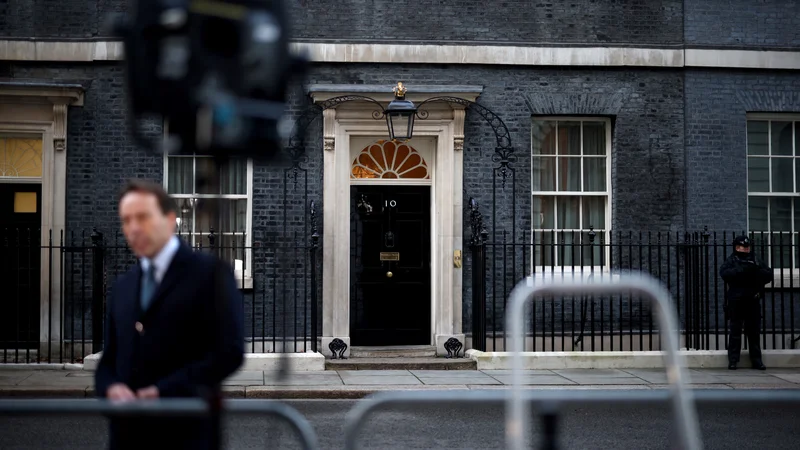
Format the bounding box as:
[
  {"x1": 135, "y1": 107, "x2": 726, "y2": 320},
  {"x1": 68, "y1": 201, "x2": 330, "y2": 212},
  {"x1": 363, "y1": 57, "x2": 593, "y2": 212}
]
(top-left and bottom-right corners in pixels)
[
  {"x1": 350, "y1": 185, "x2": 431, "y2": 346},
  {"x1": 0, "y1": 183, "x2": 42, "y2": 349}
]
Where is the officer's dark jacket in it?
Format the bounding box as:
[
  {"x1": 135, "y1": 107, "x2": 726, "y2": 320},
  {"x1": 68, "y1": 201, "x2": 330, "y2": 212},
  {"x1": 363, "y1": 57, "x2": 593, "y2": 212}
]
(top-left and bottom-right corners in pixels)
[
  {"x1": 719, "y1": 251, "x2": 772, "y2": 308},
  {"x1": 95, "y1": 242, "x2": 244, "y2": 449}
]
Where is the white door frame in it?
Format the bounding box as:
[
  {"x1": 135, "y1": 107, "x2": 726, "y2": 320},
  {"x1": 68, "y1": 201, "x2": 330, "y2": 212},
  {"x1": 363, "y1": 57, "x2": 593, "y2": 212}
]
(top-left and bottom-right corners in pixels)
[{"x1": 312, "y1": 86, "x2": 479, "y2": 357}]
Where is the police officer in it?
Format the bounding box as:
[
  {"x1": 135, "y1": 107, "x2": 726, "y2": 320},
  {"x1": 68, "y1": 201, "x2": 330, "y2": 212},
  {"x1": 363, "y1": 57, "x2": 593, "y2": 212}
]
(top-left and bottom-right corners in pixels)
[{"x1": 719, "y1": 235, "x2": 771, "y2": 370}]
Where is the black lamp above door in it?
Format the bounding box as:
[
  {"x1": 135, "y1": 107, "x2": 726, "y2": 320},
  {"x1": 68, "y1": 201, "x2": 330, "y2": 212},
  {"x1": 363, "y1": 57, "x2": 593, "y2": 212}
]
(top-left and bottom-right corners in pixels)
[{"x1": 384, "y1": 82, "x2": 417, "y2": 142}]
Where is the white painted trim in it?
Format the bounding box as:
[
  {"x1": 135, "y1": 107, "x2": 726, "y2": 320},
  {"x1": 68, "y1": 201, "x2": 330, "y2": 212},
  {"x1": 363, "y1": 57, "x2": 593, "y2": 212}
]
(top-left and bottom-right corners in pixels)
[
  {"x1": 349, "y1": 179, "x2": 432, "y2": 186},
  {"x1": 322, "y1": 104, "x2": 463, "y2": 356},
  {"x1": 0, "y1": 40, "x2": 123, "y2": 61},
  {"x1": 2, "y1": 40, "x2": 800, "y2": 70},
  {"x1": 746, "y1": 113, "x2": 800, "y2": 121},
  {"x1": 295, "y1": 43, "x2": 684, "y2": 67},
  {"x1": 0, "y1": 177, "x2": 41, "y2": 184},
  {"x1": 686, "y1": 49, "x2": 800, "y2": 70}
]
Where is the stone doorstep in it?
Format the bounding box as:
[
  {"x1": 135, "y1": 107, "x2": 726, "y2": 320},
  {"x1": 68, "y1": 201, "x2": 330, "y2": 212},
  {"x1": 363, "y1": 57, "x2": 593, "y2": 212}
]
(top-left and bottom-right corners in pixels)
[{"x1": 325, "y1": 358, "x2": 477, "y2": 371}]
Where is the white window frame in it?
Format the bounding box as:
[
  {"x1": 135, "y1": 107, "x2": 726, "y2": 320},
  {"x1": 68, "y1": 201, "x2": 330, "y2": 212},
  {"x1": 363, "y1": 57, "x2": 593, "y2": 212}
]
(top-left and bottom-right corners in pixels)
[
  {"x1": 162, "y1": 123, "x2": 254, "y2": 287},
  {"x1": 745, "y1": 113, "x2": 800, "y2": 283},
  {"x1": 530, "y1": 116, "x2": 613, "y2": 273}
]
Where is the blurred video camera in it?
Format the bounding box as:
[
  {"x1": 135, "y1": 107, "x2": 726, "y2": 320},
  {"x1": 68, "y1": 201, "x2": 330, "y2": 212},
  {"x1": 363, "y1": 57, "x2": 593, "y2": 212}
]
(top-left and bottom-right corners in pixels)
[{"x1": 111, "y1": 0, "x2": 305, "y2": 159}]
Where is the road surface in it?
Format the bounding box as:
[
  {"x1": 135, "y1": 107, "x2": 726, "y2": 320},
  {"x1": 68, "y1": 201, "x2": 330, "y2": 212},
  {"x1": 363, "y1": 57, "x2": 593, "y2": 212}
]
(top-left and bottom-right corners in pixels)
[{"x1": 1, "y1": 398, "x2": 798, "y2": 449}]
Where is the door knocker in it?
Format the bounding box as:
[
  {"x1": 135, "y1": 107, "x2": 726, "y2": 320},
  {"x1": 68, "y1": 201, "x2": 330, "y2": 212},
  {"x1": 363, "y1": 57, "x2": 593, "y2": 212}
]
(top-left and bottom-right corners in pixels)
[{"x1": 357, "y1": 194, "x2": 373, "y2": 215}]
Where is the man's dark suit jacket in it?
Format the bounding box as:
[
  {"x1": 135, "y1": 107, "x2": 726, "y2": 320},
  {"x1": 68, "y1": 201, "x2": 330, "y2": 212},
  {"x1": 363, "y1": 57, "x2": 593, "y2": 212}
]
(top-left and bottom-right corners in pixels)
[{"x1": 95, "y1": 241, "x2": 244, "y2": 450}]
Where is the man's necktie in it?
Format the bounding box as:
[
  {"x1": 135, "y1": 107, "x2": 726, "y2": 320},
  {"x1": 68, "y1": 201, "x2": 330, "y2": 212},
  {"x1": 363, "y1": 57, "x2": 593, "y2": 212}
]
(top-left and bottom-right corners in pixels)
[{"x1": 140, "y1": 264, "x2": 157, "y2": 311}]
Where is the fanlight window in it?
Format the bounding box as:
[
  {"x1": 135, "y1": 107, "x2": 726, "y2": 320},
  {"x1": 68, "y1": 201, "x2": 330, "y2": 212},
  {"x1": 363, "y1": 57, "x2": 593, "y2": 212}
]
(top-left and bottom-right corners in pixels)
[
  {"x1": 351, "y1": 140, "x2": 429, "y2": 179},
  {"x1": 0, "y1": 137, "x2": 43, "y2": 178}
]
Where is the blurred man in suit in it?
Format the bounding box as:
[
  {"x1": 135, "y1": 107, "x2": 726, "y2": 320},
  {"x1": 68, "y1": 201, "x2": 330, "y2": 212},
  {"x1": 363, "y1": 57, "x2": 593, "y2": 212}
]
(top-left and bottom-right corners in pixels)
[{"x1": 95, "y1": 179, "x2": 244, "y2": 449}]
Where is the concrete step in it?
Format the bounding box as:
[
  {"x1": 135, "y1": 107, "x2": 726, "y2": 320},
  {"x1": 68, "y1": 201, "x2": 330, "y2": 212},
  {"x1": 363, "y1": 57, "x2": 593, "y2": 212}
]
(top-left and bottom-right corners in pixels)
[
  {"x1": 325, "y1": 357, "x2": 477, "y2": 371},
  {"x1": 349, "y1": 345, "x2": 436, "y2": 358}
]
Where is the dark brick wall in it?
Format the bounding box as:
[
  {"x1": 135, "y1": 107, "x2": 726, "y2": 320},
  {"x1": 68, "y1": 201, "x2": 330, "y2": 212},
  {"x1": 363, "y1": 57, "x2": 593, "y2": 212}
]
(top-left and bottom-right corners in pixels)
[
  {"x1": 685, "y1": 0, "x2": 800, "y2": 48},
  {"x1": 287, "y1": 0, "x2": 683, "y2": 45},
  {"x1": 0, "y1": 0, "x2": 127, "y2": 38},
  {"x1": 1, "y1": 0, "x2": 684, "y2": 45},
  {"x1": 685, "y1": 70, "x2": 800, "y2": 232},
  {"x1": 6, "y1": 0, "x2": 800, "y2": 50}
]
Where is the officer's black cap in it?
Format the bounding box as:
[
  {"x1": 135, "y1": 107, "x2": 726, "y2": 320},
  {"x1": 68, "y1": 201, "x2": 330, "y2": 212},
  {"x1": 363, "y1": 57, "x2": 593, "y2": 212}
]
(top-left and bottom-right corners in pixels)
[{"x1": 733, "y1": 235, "x2": 751, "y2": 247}]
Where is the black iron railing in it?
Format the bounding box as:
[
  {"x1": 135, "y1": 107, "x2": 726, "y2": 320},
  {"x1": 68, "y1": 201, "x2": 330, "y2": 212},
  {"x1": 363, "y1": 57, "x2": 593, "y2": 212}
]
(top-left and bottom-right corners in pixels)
[
  {"x1": 0, "y1": 226, "x2": 321, "y2": 364},
  {"x1": 468, "y1": 227, "x2": 800, "y2": 353}
]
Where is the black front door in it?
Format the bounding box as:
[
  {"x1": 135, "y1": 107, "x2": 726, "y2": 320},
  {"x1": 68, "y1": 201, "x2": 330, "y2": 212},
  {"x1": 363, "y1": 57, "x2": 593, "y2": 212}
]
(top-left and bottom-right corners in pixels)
[
  {"x1": 350, "y1": 185, "x2": 431, "y2": 346},
  {"x1": 0, "y1": 183, "x2": 42, "y2": 349}
]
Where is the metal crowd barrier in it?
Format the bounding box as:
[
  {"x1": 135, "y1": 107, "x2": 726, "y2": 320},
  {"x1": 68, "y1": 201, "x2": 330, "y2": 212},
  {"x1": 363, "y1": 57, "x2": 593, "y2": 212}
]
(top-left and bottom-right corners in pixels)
[
  {"x1": 342, "y1": 389, "x2": 800, "y2": 450},
  {"x1": 0, "y1": 398, "x2": 319, "y2": 450},
  {"x1": 506, "y1": 273, "x2": 702, "y2": 450}
]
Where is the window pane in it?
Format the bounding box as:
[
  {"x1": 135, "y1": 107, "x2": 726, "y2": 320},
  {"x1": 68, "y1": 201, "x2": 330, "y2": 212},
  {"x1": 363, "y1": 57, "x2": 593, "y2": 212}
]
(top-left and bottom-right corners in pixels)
[
  {"x1": 219, "y1": 158, "x2": 247, "y2": 195},
  {"x1": 795, "y1": 198, "x2": 800, "y2": 233},
  {"x1": 557, "y1": 196, "x2": 579, "y2": 229},
  {"x1": 772, "y1": 158, "x2": 793, "y2": 192},
  {"x1": 557, "y1": 231, "x2": 578, "y2": 266},
  {"x1": 557, "y1": 122, "x2": 581, "y2": 155},
  {"x1": 557, "y1": 157, "x2": 581, "y2": 191},
  {"x1": 532, "y1": 121, "x2": 556, "y2": 155},
  {"x1": 771, "y1": 121, "x2": 793, "y2": 156},
  {"x1": 751, "y1": 231, "x2": 768, "y2": 255},
  {"x1": 196, "y1": 157, "x2": 247, "y2": 195},
  {"x1": 747, "y1": 121, "x2": 768, "y2": 155},
  {"x1": 195, "y1": 157, "x2": 216, "y2": 194},
  {"x1": 533, "y1": 196, "x2": 554, "y2": 229},
  {"x1": 582, "y1": 197, "x2": 606, "y2": 230},
  {"x1": 583, "y1": 157, "x2": 606, "y2": 191},
  {"x1": 175, "y1": 206, "x2": 194, "y2": 237},
  {"x1": 532, "y1": 157, "x2": 555, "y2": 191},
  {"x1": 167, "y1": 157, "x2": 194, "y2": 194},
  {"x1": 770, "y1": 197, "x2": 791, "y2": 232},
  {"x1": 582, "y1": 232, "x2": 604, "y2": 266},
  {"x1": 583, "y1": 122, "x2": 606, "y2": 156},
  {"x1": 771, "y1": 232, "x2": 792, "y2": 270},
  {"x1": 747, "y1": 157, "x2": 769, "y2": 192},
  {"x1": 533, "y1": 230, "x2": 555, "y2": 266},
  {"x1": 748, "y1": 197, "x2": 768, "y2": 231},
  {"x1": 796, "y1": 159, "x2": 800, "y2": 192},
  {"x1": 218, "y1": 234, "x2": 247, "y2": 269},
  {"x1": 195, "y1": 199, "x2": 248, "y2": 233}
]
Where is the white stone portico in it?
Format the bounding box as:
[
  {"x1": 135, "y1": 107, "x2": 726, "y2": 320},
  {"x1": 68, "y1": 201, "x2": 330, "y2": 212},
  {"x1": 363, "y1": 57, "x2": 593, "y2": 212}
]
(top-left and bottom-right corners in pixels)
[{"x1": 310, "y1": 85, "x2": 482, "y2": 357}]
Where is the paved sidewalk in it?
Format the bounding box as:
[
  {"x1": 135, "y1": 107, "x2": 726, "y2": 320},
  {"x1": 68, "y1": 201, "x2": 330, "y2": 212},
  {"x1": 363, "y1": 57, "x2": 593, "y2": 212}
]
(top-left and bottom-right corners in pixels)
[{"x1": 1, "y1": 368, "x2": 799, "y2": 398}]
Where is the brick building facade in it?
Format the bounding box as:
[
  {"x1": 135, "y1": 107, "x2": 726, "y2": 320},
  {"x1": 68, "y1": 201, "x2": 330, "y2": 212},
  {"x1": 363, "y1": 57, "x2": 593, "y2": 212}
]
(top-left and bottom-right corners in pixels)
[{"x1": 1, "y1": 1, "x2": 799, "y2": 359}]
